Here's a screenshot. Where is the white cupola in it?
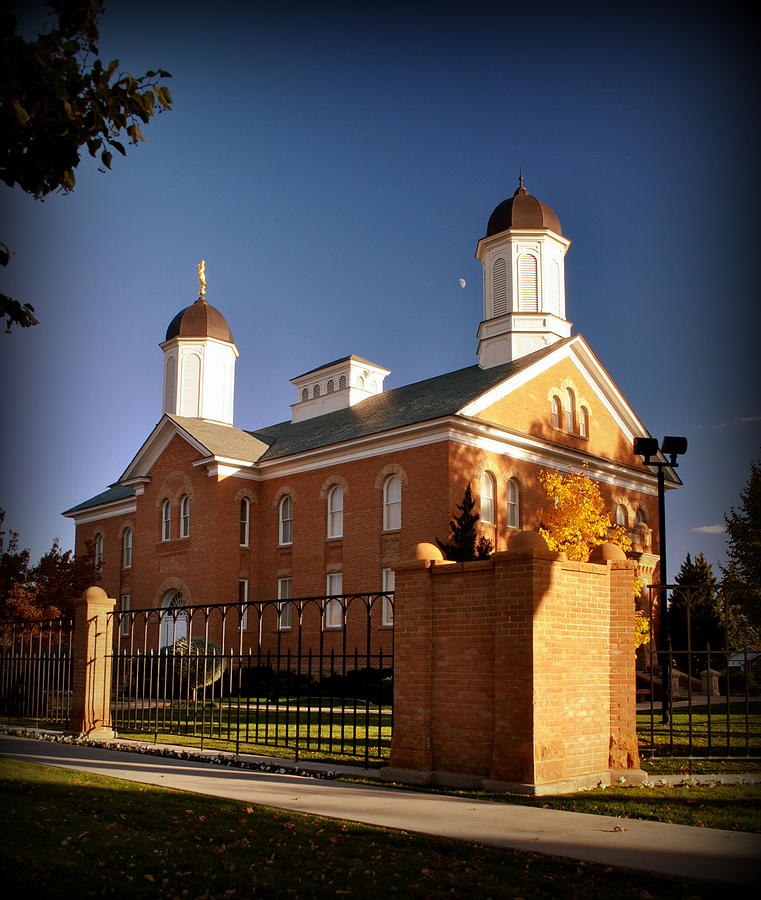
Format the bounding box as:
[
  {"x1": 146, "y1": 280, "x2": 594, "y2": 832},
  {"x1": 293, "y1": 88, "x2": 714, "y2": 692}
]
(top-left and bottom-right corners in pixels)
[
  {"x1": 475, "y1": 177, "x2": 572, "y2": 368},
  {"x1": 159, "y1": 262, "x2": 238, "y2": 426},
  {"x1": 290, "y1": 355, "x2": 390, "y2": 423}
]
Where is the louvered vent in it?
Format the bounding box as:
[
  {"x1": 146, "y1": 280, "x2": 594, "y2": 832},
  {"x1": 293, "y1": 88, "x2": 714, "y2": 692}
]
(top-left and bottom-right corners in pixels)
[
  {"x1": 518, "y1": 254, "x2": 538, "y2": 311},
  {"x1": 492, "y1": 257, "x2": 508, "y2": 317},
  {"x1": 164, "y1": 355, "x2": 176, "y2": 413},
  {"x1": 547, "y1": 260, "x2": 560, "y2": 315},
  {"x1": 180, "y1": 353, "x2": 201, "y2": 417}
]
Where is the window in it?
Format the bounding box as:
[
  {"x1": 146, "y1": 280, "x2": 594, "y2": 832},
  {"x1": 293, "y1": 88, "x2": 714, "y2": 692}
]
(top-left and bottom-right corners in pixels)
[
  {"x1": 327, "y1": 379, "x2": 335, "y2": 393},
  {"x1": 277, "y1": 577, "x2": 292, "y2": 630},
  {"x1": 278, "y1": 495, "x2": 293, "y2": 545},
  {"x1": 565, "y1": 388, "x2": 576, "y2": 433},
  {"x1": 383, "y1": 475, "x2": 401, "y2": 531},
  {"x1": 492, "y1": 256, "x2": 508, "y2": 317},
  {"x1": 325, "y1": 572, "x2": 343, "y2": 628},
  {"x1": 356, "y1": 375, "x2": 365, "y2": 389},
  {"x1": 551, "y1": 395, "x2": 562, "y2": 429},
  {"x1": 579, "y1": 405, "x2": 589, "y2": 438},
  {"x1": 327, "y1": 485, "x2": 344, "y2": 538},
  {"x1": 160, "y1": 589, "x2": 187, "y2": 647},
  {"x1": 94, "y1": 533, "x2": 104, "y2": 569},
  {"x1": 480, "y1": 472, "x2": 495, "y2": 525},
  {"x1": 180, "y1": 494, "x2": 190, "y2": 538},
  {"x1": 381, "y1": 568, "x2": 395, "y2": 626},
  {"x1": 301, "y1": 388, "x2": 308, "y2": 402},
  {"x1": 161, "y1": 500, "x2": 171, "y2": 541},
  {"x1": 518, "y1": 253, "x2": 538, "y2": 311},
  {"x1": 240, "y1": 498, "x2": 250, "y2": 546},
  {"x1": 507, "y1": 478, "x2": 520, "y2": 530},
  {"x1": 238, "y1": 578, "x2": 249, "y2": 630},
  {"x1": 615, "y1": 504, "x2": 628, "y2": 527},
  {"x1": 122, "y1": 528, "x2": 132, "y2": 569},
  {"x1": 120, "y1": 594, "x2": 131, "y2": 638},
  {"x1": 313, "y1": 383, "x2": 321, "y2": 398},
  {"x1": 635, "y1": 508, "x2": 647, "y2": 526},
  {"x1": 338, "y1": 375, "x2": 346, "y2": 389}
]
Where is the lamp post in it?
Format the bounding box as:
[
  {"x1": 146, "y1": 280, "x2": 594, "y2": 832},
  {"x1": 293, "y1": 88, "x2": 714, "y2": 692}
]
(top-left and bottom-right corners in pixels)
[{"x1": 633, "y1": 435, "x2": 687, "y2": 724}]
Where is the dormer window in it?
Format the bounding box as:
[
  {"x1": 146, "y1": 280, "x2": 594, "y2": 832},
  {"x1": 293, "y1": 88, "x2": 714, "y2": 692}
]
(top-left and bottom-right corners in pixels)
[
  {"x1": 313, "y1": 383, "x2": 321, "y2": 398},
  {"x1": 339, "y1": 375, "x2": 346, "y2": 389},
  {"x1": 327, "y1": 379, "x2": 335, "y2": 393}
]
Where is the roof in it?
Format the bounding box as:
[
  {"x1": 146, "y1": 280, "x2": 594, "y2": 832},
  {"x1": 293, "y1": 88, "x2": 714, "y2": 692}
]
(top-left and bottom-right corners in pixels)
[
  {"x1": 165, "y1": 298, "x2": 235, "y2": 344},
  {"x1": 167, "y1": 414, "x2": 273, "y2": 462},
  {"x1": 486, "y1": 179, "x2": 563, "y2": 237},
  {"x1": 248, "y1": 341, "x2": 569, "y2": 461},
  {"x1": 63, "y1": 483, "x2": 136, "y2": 516},
  {"x1": 293, "y1": 354, "x2": 386, "y2": 380}
]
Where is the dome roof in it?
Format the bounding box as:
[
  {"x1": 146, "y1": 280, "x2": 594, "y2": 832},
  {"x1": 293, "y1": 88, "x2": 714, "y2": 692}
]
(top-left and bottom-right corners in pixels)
[
  {"x1": 165, "y1": 299, "x2": 235, "y2": 344},
  {"x1": 486, "y1": 178, "x2": 563, "y2": 237}
]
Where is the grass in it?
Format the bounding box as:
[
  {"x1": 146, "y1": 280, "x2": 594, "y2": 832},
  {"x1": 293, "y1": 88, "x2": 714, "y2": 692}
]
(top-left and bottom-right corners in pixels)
[{"x1": 0, "y1": 758, "x2": 737, "y2": 899}]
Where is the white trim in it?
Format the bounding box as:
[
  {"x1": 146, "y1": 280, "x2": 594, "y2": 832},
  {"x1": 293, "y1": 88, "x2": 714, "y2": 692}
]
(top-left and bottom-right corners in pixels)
[{"x1": 65, "y1": 500, "x2": 137, "y2": 523}]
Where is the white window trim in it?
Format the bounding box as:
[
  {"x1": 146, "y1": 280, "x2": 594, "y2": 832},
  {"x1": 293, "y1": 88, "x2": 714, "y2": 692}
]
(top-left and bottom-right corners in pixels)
[
  {"x1": 325, "y1": 573, "x2": 343, "y2": 629},
  {"x1": 381, "y1": 568, "x2": 394, "y2": 626},
  {"x1": 277, "y1": 576, "x2": 292, "y2": 630},
  {"x1": 180, "y1": 495, "x2": 190, "y2": 538},
  {"x1": 161, "y1": 500, "x2": 171, "y2": 542},
  {"x1": 278, "y1": 495, "x2": 293, "y2": 546},
  {"x1": 94, "y1": 533, "x2": 104, "y2": 569},
  {"x1": 120, "y1": 593, "x2": 131, "y2": 638},
  {"x1": 122, "y1": 528, "x2": 132, "y2": 569},
  {"x1": 480, "y1": 473, "x2": 495, "y2": 525},
  {"x1": 507, "y1": 479, "x2": 520, "y2": 530},
  {"x1": 327, "y1": 485, "x2": 344, "y2": 539},
  {"x1": 240, "y1": 497, "x2": 250, "y2": 547},
  {"x1": 239, "y1": 578, "x2": 249, "y2": 630},
  {"x1": 383, "y1": 475, "x2": 401, "y2": 532}
]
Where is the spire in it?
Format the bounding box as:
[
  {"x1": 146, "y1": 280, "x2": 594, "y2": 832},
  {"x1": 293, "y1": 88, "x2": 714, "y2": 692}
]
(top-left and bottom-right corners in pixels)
[{"x1": 195, "y1": 259, "x2": 207, "y2": 304}]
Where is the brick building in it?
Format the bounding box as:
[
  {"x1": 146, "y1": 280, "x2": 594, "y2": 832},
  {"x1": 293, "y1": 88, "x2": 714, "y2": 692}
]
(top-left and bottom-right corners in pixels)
[{"x1": 64, "y1": 180, "x2": 675, "y2": 647}]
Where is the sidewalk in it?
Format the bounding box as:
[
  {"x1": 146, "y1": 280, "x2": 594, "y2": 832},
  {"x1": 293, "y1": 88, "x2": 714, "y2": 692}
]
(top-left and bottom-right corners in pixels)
[{"x1": 2, "y1": 732, "x2": 760, "y2": 887}]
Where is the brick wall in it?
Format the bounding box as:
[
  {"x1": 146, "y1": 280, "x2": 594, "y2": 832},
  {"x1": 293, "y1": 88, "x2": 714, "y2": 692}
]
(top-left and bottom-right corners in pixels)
[{"x1": 387, "y1": 539, "x2": 642, "y2": 794}]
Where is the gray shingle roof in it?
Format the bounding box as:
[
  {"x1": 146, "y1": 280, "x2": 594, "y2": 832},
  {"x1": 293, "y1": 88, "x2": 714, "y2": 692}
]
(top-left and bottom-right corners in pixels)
[
  {"x1": 167, "y1": 415, "x2": 272, "y2": 461},
  {"x1": 63, "y1": 483, "x2": 136, "y2": 516}
]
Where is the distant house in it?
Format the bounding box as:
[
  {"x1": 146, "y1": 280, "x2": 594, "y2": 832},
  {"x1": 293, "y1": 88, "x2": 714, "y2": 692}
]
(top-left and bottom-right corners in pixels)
[
  {"x1": 727, "y1": 647, "x2": 761, "y2": 674},
  {"x1": 63, "y1": 179, "x2": 676, "y2": 648}
]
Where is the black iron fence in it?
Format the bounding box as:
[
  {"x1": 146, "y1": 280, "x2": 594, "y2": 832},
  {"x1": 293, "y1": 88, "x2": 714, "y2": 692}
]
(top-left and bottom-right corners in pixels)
[
  {"x1": 0, "y1": 617, "x2": 73, "y2": 727},
  {"x1": 639, "y1": 583, "x2": 760, "y2": 765},
  {"x1": 109, "y1": 592, "x2": 394, "y2": 766}
]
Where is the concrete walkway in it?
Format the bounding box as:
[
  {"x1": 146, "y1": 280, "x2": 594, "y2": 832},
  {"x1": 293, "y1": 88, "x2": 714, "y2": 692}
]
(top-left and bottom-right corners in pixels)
[{"x1": 2, "y1": 733, "x2": 760, "y2": 887}]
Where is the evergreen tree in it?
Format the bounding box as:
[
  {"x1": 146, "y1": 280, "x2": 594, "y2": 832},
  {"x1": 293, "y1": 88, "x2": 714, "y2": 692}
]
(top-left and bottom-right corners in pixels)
[
  {"x1": 669, "y1": 553, "x2": 725, "y2": 667},
  {"x1": 437, "y1": 485, "x2": 493, "y2": 562},
  {"x1": 724, "y1": 459, "x2": 761, "y2": 629}
]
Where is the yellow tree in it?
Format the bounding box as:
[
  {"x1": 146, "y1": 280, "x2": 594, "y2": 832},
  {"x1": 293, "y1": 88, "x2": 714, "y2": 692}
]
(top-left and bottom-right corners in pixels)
[{"x1": 538, "y1": 470, "x2": 648, "y2": 645}]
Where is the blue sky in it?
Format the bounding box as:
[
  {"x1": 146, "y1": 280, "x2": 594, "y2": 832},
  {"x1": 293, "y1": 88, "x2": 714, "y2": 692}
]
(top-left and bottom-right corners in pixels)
[{"x1": 1, "y1": 1, "x2": 758, "y2": 580}]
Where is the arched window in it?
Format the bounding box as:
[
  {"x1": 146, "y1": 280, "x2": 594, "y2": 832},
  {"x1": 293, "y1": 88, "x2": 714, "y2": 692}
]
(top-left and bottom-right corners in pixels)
[
  {"x1": 492, "y1": 256, "x2": 508, "y2": 317},
  {"x1": 507, "y1": 479, "x2": 520, "y2": 530},
  {"x1": 579, "y1": 406, "x2": 589, "y2": 438},
  {"x1": 122, "y1": 528, "x2": 132, "y2": 569},
  {"x1": 518, "y1": 253, "x2": 538, "y2": 312},
  {"x1": 551, "y1": 395, "x2": 562, "y2": 429},
  {"x1": 480, "y1": 472, "x2": 495, "y2": 525},
  {"x1": 615, "y1": 504, "x2": 628, "y2": 527},
  {"x1": 357, "y1": 375, "x2": 365, "y2": 389},
  {"x1": 161, "y1": 500, "x2": 171, "y2": 541},
  {"x1": 327, "y1": 379, "x2": 335, "y2": 393},
  {"x1": 325, "y1": 572, "x2": 343, "y2": 628},
  {"x1": 160, "y1": 589, "x2": 187, "y2": 647},
  {"x1": 313, "y1": 383, "x2": 321, "y2": 398},
  {"x1": 327, "y1": 485, "x2": 344, "y2": 539},
  {"x1": 94, "y1": 532, "x2": 104, "y2": 569},
  {"x1": 635, "y1": 508, "x2": 647, "y2": 526},
  {"x1": 279, "y1": 495, "x2": 293, "y2": 545},
  {"x1": 565, "y1": 388, "x2": 576, "y2": 433},
  {"x1": 338, "y1": 375, "x2": 347, "y2": 389},
  {"x1": 180, "y1": 494, "x2": 190, "y2": 538},
  {"x1": 301, "y1": 388, "x2": 308, "y2": 402},
  {"x1": 180, "y1": 353, "x2": 201, "y2": 417},
  {"x1": 383, "y1": 475, "x2": 401, "y2": 531},
  {"x1": 239, "y1": 498, "x2": 250, "y2": 546}
]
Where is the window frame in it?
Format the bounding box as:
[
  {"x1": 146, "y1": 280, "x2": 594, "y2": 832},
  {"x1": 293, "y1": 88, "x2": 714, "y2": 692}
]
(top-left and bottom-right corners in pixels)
[
  {"x1": 180, "y1": 494, "x2": 190, "y2": 538},
  {"x1": 381, "y1": 567, "x2": 395, "y2": 626},
  {"x1": 278, "y1": 495, "x2": 293, "y2": 546},
  {"x1": 239, "y1": 497, "x2": 250, "y2": 547},
  {"x1": 579, "y1": 405, "x2": 589, "y2": 438},
  {"x1": 120, "y1": 593, "x2": 131, "y2": 638},
  {"x1": 615, "y1": 504, "x2": 628, "y2": 528},
  {"x1": 383, "y1": 474, "x2": 402, "y2": 532},
  {"x1": 565, "y1": 388, "x2": 576, "y2": 433},
  {"x1": 94, "y1": 532, "x2": 104, "y2": 569},
  {"x1": 325, "y1": 572, "x2": 343, "y2": 629},
  {"x1": 551, "y1": 395, "x2": 562, "y2": 429},
  {"x1": 507, "y1": 478, "x2": 520, "y2": 530},
  {"x1": 480, "y1": 472, "x2": 496, "y2": 525},
  {"x1": 238, "y1": 578, "x2": 249, "y2": 630},
  {"x1": 122, "y1": 527, "x2": 132, "y2": 569},
  {"x1": 277, "y1": 576, "x2": 292, "y2": 630},
  {"x1": 161, "y1": 500, "x2": 171, "y2": 541},
  {"x1": 327, "y1": 485, "x2": 344, "y2": 539}
]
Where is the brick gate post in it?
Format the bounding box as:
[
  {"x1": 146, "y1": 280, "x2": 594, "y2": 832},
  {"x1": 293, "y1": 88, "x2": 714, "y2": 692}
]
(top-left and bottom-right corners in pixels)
[{"x1": 69, "y1": 586, "x2": 116, "y2": 739}]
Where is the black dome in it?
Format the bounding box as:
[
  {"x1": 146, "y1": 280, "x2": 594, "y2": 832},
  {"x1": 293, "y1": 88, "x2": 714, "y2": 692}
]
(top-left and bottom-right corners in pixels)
[{"x1": 486, "y1": 180, "x2": 562, "y2": 237}]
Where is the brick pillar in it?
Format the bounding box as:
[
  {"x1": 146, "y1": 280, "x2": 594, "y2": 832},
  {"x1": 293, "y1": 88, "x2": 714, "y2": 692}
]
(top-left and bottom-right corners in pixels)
[
  {"x1": 608, "y1": 560, "x2": 641, "y2": 770},
  {"x1": 385, "y1": 558, "x2": 441, "y2": 781},
  {"x1": 69, "y1": 586, "x2": 116, "y2": 740}
]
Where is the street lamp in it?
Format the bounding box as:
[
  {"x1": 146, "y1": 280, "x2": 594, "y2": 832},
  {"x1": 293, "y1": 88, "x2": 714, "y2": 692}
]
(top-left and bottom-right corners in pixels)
[{"x1": 633, "y1": 435, "x2": 687, "y2": 723}]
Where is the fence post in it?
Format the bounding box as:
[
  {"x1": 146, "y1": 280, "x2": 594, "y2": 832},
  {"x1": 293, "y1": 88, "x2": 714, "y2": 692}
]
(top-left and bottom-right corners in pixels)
[{"x1": 69, "y1": 586, "x2": 116, "y2": 740}]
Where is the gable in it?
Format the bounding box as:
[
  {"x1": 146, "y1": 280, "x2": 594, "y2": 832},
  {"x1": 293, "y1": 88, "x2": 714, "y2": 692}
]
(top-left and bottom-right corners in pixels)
[{"x1": 460, "y1": 336, "x2": 655, "y2": 471}]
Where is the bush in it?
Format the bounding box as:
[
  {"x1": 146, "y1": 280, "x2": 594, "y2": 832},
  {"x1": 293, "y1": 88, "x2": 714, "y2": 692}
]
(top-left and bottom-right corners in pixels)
[
  {"x1": 236, "y1": 665, "x2": 314, "y2": 700},
  {"x1": 125, "y1": 638, "x2": 226, "y2": 699}
]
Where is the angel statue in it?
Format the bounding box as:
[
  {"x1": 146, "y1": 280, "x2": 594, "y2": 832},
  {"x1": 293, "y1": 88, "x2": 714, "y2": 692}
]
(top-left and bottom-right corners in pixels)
[{"x1": 196, "y1": 259, "x2": 207, "y2": 300}]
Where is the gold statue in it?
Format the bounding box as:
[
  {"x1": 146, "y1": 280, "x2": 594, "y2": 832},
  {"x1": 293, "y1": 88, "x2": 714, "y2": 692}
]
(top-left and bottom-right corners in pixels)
[{"x1": 196, "y1": 259, "x2": 207, "y2": 301}]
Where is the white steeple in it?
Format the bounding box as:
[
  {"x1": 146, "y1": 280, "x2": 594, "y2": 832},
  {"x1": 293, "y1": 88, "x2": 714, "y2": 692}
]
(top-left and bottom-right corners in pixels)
[
  {"x1": 475, "y1": 177, "x2": 572, "y2": 368},
  {"x1": 159, "y1": 261, "x2": 238, "y2": 426}
]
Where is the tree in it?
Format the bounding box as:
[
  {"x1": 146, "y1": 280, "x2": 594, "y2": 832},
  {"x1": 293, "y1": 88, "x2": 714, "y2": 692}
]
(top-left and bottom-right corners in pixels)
[
  {"x1": 724, "y1": 458, "x2": 761, "y2": 629},
  {"x1": 437, "y1": 484, "x2": 493, "y2": 562},
  {"x1": 538, "y1": 469, "x2": 631, "y2": 561},
  {"x1": 1, "y1": 0, "x2": 172, "y2": 331},
  {"x1": 669, "y1": 553, "x2": 725, "y2": 666},
  {"x1": 0, "y1": 508, "x2": 98, "y2": 620}
]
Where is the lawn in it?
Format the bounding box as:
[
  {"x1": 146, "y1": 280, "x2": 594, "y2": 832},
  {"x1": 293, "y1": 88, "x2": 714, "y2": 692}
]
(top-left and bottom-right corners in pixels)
[{"x1": 0, "y1": 758, "x2": 736, "y2": 899}]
